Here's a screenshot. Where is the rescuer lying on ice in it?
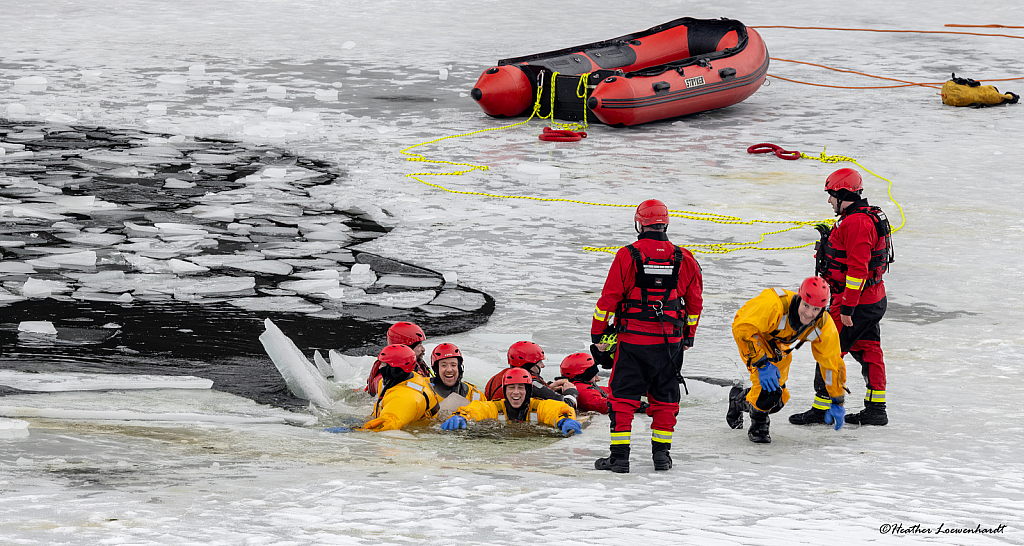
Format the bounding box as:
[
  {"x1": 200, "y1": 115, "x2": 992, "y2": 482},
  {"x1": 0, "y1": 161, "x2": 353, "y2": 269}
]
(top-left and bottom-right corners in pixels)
[
  {"x1": 727, "y1": 277, "x2": 847, "y2": 443},
  {"x1": 484, "y1": 341, "x2": 579, "y2": 409},
  {"x1": 429, "y1": 342, "x2": 486, "y2": 401},
  {"x1": 441, "y1": 368, "x2": 582, "y2": 437},
  {"x1": 365, "y1": 321, "x2": 433, "y2": 396},
  {"x1": 557, "y1": 352, "x2": 613, "y2": 414},
  {"x1": 361, "y1": 344, "x2": 442, "y2": 432}
]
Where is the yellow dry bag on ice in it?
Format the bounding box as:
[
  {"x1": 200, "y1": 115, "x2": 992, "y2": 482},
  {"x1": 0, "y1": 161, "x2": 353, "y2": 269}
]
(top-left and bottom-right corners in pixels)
[{"x1": 941, "y1": 73, "x2": 1019, "y2": 107}]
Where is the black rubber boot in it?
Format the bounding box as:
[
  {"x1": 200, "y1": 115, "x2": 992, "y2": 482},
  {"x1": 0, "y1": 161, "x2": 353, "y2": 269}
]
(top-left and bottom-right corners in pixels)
[
  {"x1": 652, "y1": 442, "x2": 672, "y2": 471},
  {"x1": 845, "y1": 401, "x2": 888, "y2": 426},
  {"x1": 788, "y1": 407, "x2": 827, "y2": 425},
  {"x1": 726, "y1": 386, "x2": 749, "y2": 429},
  {"x1": 747, "y1": 410, "x2": 771, "y2": 444},
  {"x1": 595, "y1": 445, "x2": 630, "y2": 473}
]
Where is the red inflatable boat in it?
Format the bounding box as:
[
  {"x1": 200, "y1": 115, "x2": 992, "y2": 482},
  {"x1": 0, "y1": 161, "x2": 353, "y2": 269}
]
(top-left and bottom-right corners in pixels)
[{"x1": 470, "y1": 17, "x2": 769, "y2": 126}]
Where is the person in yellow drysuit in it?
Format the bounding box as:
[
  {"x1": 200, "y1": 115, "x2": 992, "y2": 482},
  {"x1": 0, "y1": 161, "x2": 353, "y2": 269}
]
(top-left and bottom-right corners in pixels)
[
  {"x1": 361, "y1": 344, "x2": 442, "y2": 432},
  {"x1": 440, "y1": 368, "x2": 582, "y2": 436},
  {"x1": 727, "y1": 277, "x2": 847, "y2": 443}
]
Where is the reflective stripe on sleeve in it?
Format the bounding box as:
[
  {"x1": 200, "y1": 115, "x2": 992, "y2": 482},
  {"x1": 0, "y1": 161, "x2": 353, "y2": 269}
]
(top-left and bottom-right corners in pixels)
[
  {"x1": 845, "y1": 275, "x2": 865, "y2": 291},
  {"x1": 593, "y1": 305, "x2": 611, "y2": 321},
  {"x1": 686, "y1": 314, "x2": 699, "y2": 326}
]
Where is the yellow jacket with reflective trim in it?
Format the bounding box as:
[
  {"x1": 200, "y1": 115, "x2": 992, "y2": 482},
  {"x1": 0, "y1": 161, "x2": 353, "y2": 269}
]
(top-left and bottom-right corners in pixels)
[
  {"x1": 369, "y1": 374, "x2": 442, "y2": 429},
  {"x1": 454, "y1": 398, "x2": 576, "y2": 428},
  {"x1": 732, "y1": 288, "x2": 847, "y2": 399}
]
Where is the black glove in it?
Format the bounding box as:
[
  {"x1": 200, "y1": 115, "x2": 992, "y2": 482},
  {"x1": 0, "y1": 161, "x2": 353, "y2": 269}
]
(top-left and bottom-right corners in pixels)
[{"x1": 591, "y1": 344, "x2": 614, "y2": 369}]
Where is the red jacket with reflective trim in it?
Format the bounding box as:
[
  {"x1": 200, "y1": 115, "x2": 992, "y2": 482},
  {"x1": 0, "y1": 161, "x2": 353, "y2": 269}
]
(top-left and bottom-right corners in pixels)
[
  {"x1": 573, "y1": 381, "x2": 611, "y2": 413},
  {"x1": 825, "y1": 202, "x2": 886, "y2": 313},
  {"x1": 591, "y1": 231, "x2": 703, "y2": 345}
]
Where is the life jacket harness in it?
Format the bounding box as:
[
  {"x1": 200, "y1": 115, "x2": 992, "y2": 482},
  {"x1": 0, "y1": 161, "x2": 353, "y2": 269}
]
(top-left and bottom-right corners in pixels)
[
  {"x1": 815, "y1": 204, "x2": 894, "y2": 292},
  {"x1": 617, "y1": 243, "x2": 690, "y2": 394},
  {"x1": 616, "y1": 244, "x2": 686, "y2": 336},
  {"x1": 760, "y1": 287, "x2": 823, "y2": 363}
]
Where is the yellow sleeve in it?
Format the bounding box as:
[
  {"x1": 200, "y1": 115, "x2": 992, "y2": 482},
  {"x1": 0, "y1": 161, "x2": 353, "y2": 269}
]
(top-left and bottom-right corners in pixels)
[
  {"x1": 534, "y1": 399, "x2": 576, "y2": 428},
  {"x1": 374, "y1": 386, "x2": 428, "y2": 430},
  {"x1": 810, "y1": 315, "x2": 848, "y2": 401},
  {"x1": 732, "y1": 289, "x2": 785, "y2": 365},
  {"x1": 455, "y1": 400, "x2": 501, "y2": 421}
]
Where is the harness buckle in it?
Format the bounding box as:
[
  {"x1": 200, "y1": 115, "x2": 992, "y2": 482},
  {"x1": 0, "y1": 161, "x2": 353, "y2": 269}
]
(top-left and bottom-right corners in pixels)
[{"x1": 652, "y1": 300, "x2": 664, "y2": 316}]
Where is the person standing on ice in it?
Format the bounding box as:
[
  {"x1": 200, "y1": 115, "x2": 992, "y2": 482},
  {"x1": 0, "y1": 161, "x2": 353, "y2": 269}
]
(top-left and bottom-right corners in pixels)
[
  {"x1": 789, "y1": 168, "x2": 893, "y2": 427},
  {"x1": 429, "y1": 342, "x2": 487, "y2": 401},
  {"x1": 365, "y1": 321, "x2": 432, "y2": 396},
  {"x1": 483, "y1": 341, "x2": 579, "y2": 409},
  {"x1": 727, "y1": 277, "x2": 847, "y2": 443},
  {"x1": 440, "y1": 368, "x2": 582, "y2": 436},
  {"x1": 591, "y1": 199, "x2": 703, "y2": 473},
  {"x1": 361, "y1": 344, "x2": 442, "y2": 432}
]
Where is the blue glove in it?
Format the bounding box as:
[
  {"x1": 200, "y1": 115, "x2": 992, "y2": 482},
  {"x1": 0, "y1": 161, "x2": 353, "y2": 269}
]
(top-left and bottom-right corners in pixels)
[
  {"x1": 824, "y1": 404, "x2": 845, "y2": 431},
  {"x1": 557, "y1": 418, "x2": 582, "y2": 437},
  {"x1": 756, "y1": 361, "x2": 781, "y2": 392},
  {"x1": 323, "y1": 426, "x2": 351, "y2": 433},
  {"x1": 441, "y1": 415, "x2": 467, "y2": 431}
]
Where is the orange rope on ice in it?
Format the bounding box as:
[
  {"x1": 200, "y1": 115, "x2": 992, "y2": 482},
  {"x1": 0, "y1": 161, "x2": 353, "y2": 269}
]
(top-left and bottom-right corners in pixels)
[
  {"x1": 944, "y1": 24, "x2": 1024, "y2": 29},
  {"x1": 752, "y1": 25, "x2": 1024, "y2": 40}
]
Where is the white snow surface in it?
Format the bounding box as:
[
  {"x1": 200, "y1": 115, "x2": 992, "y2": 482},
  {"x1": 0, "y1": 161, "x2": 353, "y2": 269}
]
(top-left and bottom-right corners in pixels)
[{"x1": 2, "y1": 0, "x2": 1023, "y2": 544}]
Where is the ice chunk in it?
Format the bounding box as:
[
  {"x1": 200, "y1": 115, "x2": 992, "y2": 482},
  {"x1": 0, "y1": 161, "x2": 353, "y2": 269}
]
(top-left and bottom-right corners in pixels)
[
  {"x1": 173, "y1": 276, "x2": 256, "y2": 298},
  {"x1": 429, "y1": 289, "x2": 487, "y2": 312},
  {"x1": 294, "y1": 270, "x2": 340, "y2": 280},
  {"x1": 0, "y1": 407, "x2": 314, "y2": 426},
  {"x1": 157, "y1": 74, "x2": 188, "y2": 85},
  {"x1": 26, "y1": 250, "x2": 97, "y2": 268},
  {"x1": 267, "y1": 85, "x2": 288, "y2": 97},
  {"x1": 18, "y1": 321, "x2": 57, "y2": 335},
  {"x1": 351, "y1": 264, "x2": 371, "y2": 275},
  {"x1": 439, "y1": 68, "x2": 449, "y2": 81},
  {"x1": 167, "y1": 259, "x2": 210, "y2": 274},
  {"x1": 328, "y1": 351, "x2": 374, "y2": 388},
  {"x1": 14, "y1": 76, "x2": 47, "y2": 92},
  {"x1": 77, "y1": 270, "x2": 125, "y2": 283},
  {"x1": 277, "y1": 278, "x2": 340, "y2": 294},
  {"x1": 56, "y1": 232, "x2": 126, "y2": 246},
  {"x1": 154, "y1": 222, "x2": 209, "y2": 236},
  {"x1": 325, "y1": 288, "x2": 345, "y2": 299},
  {"x1": 0, "y1": 370, "x2": 214, "y2": 392},
  {"x1": 189, "y1": 64, "x2": 206, "y2": 74},
  {"x1": 0, "y1": 262, "x2": 35, "y2": 274},
  {"x1": 263, "y1": 167, "x2": 288, "y2": 178},
  {"x1": 21, "y1": 278, "x2": 70, "y2": 297},
  {"x1": 72, "y1": 290, "x2": 134, "y2": 303},
  {"x1": 0, "y1": 418, "x2": 29, "y2": 439},
  {"x1": 164, "y1": 178, "x2": 196, "y2": 189},
  {"x1": 313, "y1": 350, "x2": 333, "y2": 378},
  {"x1": 192, "y1": 206, "x2": 236, "y2": 221},
  {"x1": 315, "y1": 89, "x2": 339, "y2": 101},
  {"x1": 443, "y1": 271, "x2": 458, "y2": 285},
  {"x1": 225, "y1": 260, "x2": 293, "y2": 275},
  {"x1": 6, "y1": 104, "x2": 27, "y2": 116},
  {"x1": 364, "y1": 290, "x2": 437, "y2": 309},
  {"x1": 517, "y1": 163, "x2": 561, "y2": 179},
  {"x1": 342, "y1": 41, "x2": 356, "y2": 49},
  {"x1": 228, "y1": 296, "x2": 323, "y2": 313},
  {"x1": 267, "y1": 106, "x2": 292, "y2": 116},
  {"x1": 259, "y1": 318, "x2": 339, "y2": 408},
  {"x1": 375, "y1": 275, "x2": 442, "y2": 288}
]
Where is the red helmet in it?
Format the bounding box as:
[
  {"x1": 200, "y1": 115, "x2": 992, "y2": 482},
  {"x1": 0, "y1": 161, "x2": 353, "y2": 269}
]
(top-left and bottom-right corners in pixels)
[
  {"x1": 559, "y1": 352, "x2": 596, "y2": 379},
  {"x1": 431, "y1": 342, "x2": 464, "y2": 379},
  {"x1": 799, "y1": 276, "x2": 831, "y2": 308},
  {"x1": 824, "y1": 168, "x2": 863, "y2": 193},
  {"x1": 634, "y1": 199, "x2": 670, "y2": 227},
  {"x1": 507, "y1": 341, "x2": 544, "y2": 367},
  {"x1": 387, "y1": 322, "x2": 425, "y2": 346},
  {"x1": 502, "y1": 367, "x2": 532, "y2": 387},
  {"x1": 378, "y1": 344, "x2": 418, "y2": 373}
]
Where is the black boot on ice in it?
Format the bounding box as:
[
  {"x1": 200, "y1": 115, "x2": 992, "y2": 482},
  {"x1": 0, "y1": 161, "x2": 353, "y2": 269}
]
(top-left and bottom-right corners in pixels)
[
  {"x1": 747, "y1": 411, "x2": 771, "y2": 444},
  {"x1": 595, "y1": 445, "x2": 630, "y2": 473},
  {"x1": 726, "y1": 386, "x2": 749, "y2": 429},
  {"x1": 652, "y1": 442, "x2": 672, "y2": 471},
  {"x1": 845, "y1": 401, "x2": 888, "y2": 426},
  {"x1": 788, "y1": 407, "x2": 827, "y2": 425}
]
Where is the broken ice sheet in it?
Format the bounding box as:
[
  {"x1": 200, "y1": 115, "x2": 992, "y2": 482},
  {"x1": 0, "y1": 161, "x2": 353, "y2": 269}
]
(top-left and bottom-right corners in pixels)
[
  {"x1": 429, "y1": 289, "x2": 487, "y2": 312},
  {"x1": 228, "y1": 296, "x2": 323, "y2": 314},
  {"x1": 362, "y1": 290, "x2": 436, "y2": 309},
  {"x1": 374, "y1": 274, "x2": 442, "y2": 288}
]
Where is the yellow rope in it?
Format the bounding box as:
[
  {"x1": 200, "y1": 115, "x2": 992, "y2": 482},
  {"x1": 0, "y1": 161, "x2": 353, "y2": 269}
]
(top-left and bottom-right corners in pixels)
[{"x1": 398, "y1": 77, "x2": 873, "y2": 255}]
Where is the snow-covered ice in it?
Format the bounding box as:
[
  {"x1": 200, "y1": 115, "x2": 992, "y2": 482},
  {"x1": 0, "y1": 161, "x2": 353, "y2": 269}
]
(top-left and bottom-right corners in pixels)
[{"x1": 1, "y1": 0, "x2": 1023, "y2": 544}]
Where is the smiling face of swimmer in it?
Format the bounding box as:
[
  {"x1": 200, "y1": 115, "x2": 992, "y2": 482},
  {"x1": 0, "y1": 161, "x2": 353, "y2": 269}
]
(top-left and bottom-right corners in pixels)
[
  {"x1": 436, "y1": 357, "x2": 460, "y2": 388},
  {"x1": 505, "y1": 383, "x2": 528, "y2": 409},
  {"x1": 797, "y1": 299, "x2": 824, "y2": 326}
]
